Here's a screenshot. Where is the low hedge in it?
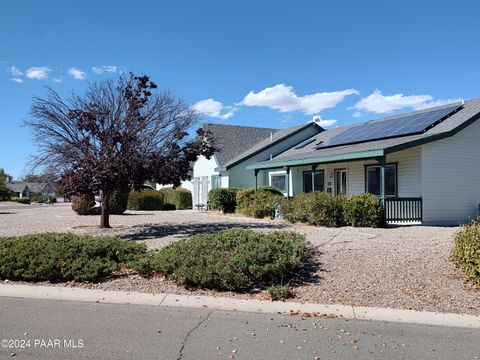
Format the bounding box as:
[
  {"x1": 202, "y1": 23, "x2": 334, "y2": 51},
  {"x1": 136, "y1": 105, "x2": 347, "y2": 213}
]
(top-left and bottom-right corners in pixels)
[
  {"x1": 109, "y1": 189, "x2": 130, "y2": 214},
  {"x1": 281, "y1": 192, "x2": 383, "y2": 228},
  {"x1": 30, "y1": 194, "x2": 57, "y2": 204},
  {"x1": 11, "y1": 197, "x2": 32, "y2": 204},
  {"x1": 72, "y1": 193, "x2": 95, "y2": 215},
  {"x1": 158, "y1": 187, "x2": 192, "y2": 210},
  {"x1": 236, "y1": 186, "x2": 283, "y2": 219},
  {"x1": 127, "y1": 190, "x2": 164, "y2": 210},
  {"x1": 151, "y1": 228, "x2": 312, "y2": 290},
  {"x1": 452, "y1": 219, "x2": 480, "y2": 285},
  {"x1": 208, "y1": 188, "x2": 239, "y2": 213},
  {"x1": 0, "y1": 233, "x2": 147, "y2": 282}
]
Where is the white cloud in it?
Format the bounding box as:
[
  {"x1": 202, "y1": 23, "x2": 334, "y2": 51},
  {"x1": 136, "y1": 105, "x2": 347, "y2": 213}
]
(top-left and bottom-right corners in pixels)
[
  {"x1": 352, "y1": 90, "x2": 463, "y2": 115},
  {"x1": 312, "y1": 115, "x2": 337, "y2": 128},
  {"x1": 92, "y1": 65, "x2": 118, "y2": 74},
  {"x1": 68, "y1": 67, "x2": 86, "y2": 80},
  {"x1": 11, "y1": 78, "x2": 23, "y2": 83},
  {"x1": 53, "y1": 78, "x2": 63, "y2": 83},
  {"x1": 25, "y1": 66, "x2": 50, "y2": 80},
  {"x1": 193, "y1": 98, "x2": 237, "y2": 120},
  {"x1": 9, "y1": 66, "x2": 23, "y2": 77},
  {"x1": 240, "y1": 84, "x2": 359, "y2": 115}
]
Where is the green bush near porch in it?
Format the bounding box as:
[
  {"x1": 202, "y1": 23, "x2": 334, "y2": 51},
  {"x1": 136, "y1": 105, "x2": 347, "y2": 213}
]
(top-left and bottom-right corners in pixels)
[
  {"x1": 452, "y1": 218, "x2": 480, "y2": 285},
  {"x1": 280, "y1": 192, "x2": 383, "y2": 228},
  {"x1": 236, "y1": 186, "x2": 283, "y2": 219},
  {"x1": 343, "y1": 193, "x2": 384, "y2": 227},
  {"x1": 281, "y1": 191, "x2": 344, "y2": 227},
  {"x1": 208, "y1": 188, "x2": 239, "y2": 213},
  {"x1": 0, "y1": 233, "x2": 148, "y2": 282},
  {"x1": 158, "y1": 187, "x2": 192, "y2": 210}
]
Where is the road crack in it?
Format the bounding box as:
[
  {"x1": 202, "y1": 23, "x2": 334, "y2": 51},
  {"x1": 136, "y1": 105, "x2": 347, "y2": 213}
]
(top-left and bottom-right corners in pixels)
[{"x1": 177, "y1": 310, "x2": 212, "y2": 360}]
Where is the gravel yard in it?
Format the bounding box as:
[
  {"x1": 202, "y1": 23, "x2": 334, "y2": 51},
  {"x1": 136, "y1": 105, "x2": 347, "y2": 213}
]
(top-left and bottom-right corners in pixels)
[{"x1": 0, "y1": 202, "x2": 478, "y2": 315}]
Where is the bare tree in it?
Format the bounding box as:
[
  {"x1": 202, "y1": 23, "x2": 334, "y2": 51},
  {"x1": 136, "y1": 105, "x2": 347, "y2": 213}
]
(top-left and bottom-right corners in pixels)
[{"x1": 26, "y1": 74, "x2": 215, "y2": 228}]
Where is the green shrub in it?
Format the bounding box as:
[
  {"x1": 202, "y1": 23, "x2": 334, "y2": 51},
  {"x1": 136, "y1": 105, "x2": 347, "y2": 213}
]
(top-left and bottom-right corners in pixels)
[
  {"x1": 452, "y1": 219, "x2": 480, "y2": 285},
  {"x1": 151, "y1": 229, "x2": 312, "y2": 290},
  {"x1": 11, "y1": 197, "x2": 31, "y2": 204},
  {"x1": 208, "y1": 188, "x2": 239, "y2": 213},
  {"x1": 0, "y1": 233, "x2": 148, "y2": 282},
  {"x1": 158, "y1": 187, "x2": 192, "y2": 210},
  {"x1": 236, "y1": 188, "x2": 255, "y2": 215},
  {"x1": 30, "y1": 194, "x2": 57, "y2": 204},
  {"x1": 343, "y1": 193, "x2": 384, "y2": 227},
  {"x1": 281, "y1": 191, "x2": 342, "y2": 227},
  {"x1": 72, "y1": 193, "x2": 95, "y2": 215},
  {"x1": 267, "y1": 284, "x2": 291, "y2": 301},
  {"x1": 236, "y1": 187, "x2": 283, "y2": 219},
  {"x1": 127, "y1": 190, "x2": 164, "y2": 210},
  {"x1": 109, "y1": 189, "x2": 129, "y2": 214}
]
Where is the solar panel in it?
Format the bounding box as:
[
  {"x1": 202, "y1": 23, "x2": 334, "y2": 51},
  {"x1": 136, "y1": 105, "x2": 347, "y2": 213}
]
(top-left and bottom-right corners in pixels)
[
  {"x1": 295, "y1": 137, "x2": 316, "y2": 149},
  {"x1": 315, "y1": 104, "x2": 462, "y2": 149}
]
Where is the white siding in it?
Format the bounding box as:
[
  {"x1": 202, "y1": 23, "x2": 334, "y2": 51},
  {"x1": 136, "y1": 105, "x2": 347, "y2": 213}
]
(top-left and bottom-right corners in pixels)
[
  {"x1": 228, "y1": 126, "x2": 320, "y2": 188},
  {"x1": 422, "y1": 120, "x2": 480, "y2": 225},
  {"x1": 281, "y1": 146, "x2": 421, "y2": 197}
]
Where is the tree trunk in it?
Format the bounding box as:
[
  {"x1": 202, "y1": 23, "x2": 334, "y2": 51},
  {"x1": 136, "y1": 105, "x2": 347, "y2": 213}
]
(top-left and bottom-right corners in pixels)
[{"x1": 100, "y1": 190, "x2": 111, "y2": 229}]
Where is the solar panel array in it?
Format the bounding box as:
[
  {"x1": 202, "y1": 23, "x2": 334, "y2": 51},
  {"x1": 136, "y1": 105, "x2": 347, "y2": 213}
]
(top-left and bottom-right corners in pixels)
[
  {"x1": 295, "y1": 137, "x2": 316, "y2": 149},
  {"x1": 315, "y1": 104, "x2": 462, "y2": 149}
]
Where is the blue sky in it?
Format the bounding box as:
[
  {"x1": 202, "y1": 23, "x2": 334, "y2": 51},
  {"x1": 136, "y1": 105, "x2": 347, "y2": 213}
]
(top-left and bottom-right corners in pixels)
[{"x1": 1, "y1": 0, "x2": 480, "y2": 178}]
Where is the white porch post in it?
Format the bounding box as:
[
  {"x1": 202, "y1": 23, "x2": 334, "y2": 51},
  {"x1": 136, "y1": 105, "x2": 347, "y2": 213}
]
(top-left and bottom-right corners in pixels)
[
  {"x1": 286, "y1": 166, "x2": 291, "y2": 198},
  {"x1": 311, "y1": 164, "x2": 316, "y2": 191},
  {"x1": 379, "y1": 156, "x2": 386, "y2": 207}
]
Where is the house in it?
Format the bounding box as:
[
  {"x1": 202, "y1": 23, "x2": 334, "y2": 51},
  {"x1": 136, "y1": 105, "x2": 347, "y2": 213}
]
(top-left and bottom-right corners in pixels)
[
  {"x1": 180, "y1": 122, "x2": 322, "y2": 205},
  {"x1": 247, "y1": 99, "x2": 480, "y2": 225},
  {"x1": 5, "y1": 181, "x2": 56, "y2": 199},
  {"x1": 179, "y1": 99, "x2": 480, "y2": 225}
]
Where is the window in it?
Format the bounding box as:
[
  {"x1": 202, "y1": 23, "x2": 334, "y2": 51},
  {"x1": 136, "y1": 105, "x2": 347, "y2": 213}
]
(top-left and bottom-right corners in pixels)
[
  {"x1": 270, "y1": 173, "x2": 287, "y2": 194},
  {"x1": 303, "y1": 171, "x2": 324, "y2": 192},
  {"x1": 211, "y1": 175, "x2": 221, "y2": 189},
  {"x1": 365, "y1": 164, "x2": 397, "y2": 196},
  {"x1": 334, "y1": 169, "x2": 347, "y2": 195}
]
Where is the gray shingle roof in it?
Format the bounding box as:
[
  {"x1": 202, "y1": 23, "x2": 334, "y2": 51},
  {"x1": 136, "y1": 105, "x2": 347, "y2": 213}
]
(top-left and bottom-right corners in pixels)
[
  {"x1": 203, "y1": 123, "x2": 278, "y2": 166},
  {"x1": 223, "y1": 122, "x2": 321, "y2": 169},
  {"x1": 251, "y1": 99, "x2": 480, "y2": 168},
  {"x1": 5, "y1": 182, "x2": 53, "y2": 194}
]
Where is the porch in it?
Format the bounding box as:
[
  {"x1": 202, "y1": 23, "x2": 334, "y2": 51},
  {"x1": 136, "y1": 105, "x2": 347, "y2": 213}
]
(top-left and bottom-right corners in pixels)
[{"x1": 249, "y1": 147, "x2": 424, "y2": 224}]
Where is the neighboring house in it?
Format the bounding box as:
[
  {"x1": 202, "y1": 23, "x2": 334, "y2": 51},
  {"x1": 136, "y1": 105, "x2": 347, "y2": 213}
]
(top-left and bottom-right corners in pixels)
[
  {"x1": 180, "y1": 122, "x2": 322, "y2": 205},
  {"x1": 247, "y1": 100, "x2": 480, "y2": 225},
  {"x1": 5, "y1": 181, "x2": 56, "y2": 199}
]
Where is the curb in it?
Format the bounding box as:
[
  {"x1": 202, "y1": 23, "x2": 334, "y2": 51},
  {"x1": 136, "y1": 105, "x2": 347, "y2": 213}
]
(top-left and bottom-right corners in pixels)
[{"x1": 0, "y1": 284, "x2": 479, "y2": 329}]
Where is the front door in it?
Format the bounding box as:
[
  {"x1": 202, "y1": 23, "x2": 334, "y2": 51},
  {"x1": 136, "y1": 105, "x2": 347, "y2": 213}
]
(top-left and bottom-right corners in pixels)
[{"x1": 334, "y1": 169, "x2": 347, "y2": 195}]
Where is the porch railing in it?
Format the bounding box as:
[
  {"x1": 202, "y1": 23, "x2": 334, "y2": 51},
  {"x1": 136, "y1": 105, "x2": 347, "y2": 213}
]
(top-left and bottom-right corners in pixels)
[{"x1": 384, "y1": 197, "x2": 422, "y2": 224}]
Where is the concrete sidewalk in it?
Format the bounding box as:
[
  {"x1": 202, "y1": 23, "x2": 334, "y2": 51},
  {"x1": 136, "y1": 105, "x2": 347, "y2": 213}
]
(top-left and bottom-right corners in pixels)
[{"x1": 1, "y1": 283, "x2": 479, "y2": 329}]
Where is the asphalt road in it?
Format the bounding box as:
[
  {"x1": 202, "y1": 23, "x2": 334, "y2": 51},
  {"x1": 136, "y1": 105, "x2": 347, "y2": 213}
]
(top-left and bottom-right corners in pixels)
[{"x1": 1, "y1": 298, "x2": 479, "y2": 359}]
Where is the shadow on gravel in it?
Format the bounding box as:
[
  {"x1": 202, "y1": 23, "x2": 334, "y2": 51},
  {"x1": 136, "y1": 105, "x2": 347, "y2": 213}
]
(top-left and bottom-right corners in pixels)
[
  {"x1": 121, "y1": 222, "x2": 289, "y2": 241},
  {"x1": 0, "y1": 212, "x2": 15, "y2": 215}
]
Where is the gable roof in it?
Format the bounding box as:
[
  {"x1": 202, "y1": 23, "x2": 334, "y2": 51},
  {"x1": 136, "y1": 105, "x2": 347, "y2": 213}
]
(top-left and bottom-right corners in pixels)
[
  {"x1": 5, "y1": 182, "x2": 53, "y2": 194},
  {"x1": 247, "y1": 99, "x2": 480, "y2": 170},
  {"x1": 222, "y1": 122, "x2": 322, "y2": 170},
  {"x1": 203, "y1": 123, "x2": 278, "y2": 167}
]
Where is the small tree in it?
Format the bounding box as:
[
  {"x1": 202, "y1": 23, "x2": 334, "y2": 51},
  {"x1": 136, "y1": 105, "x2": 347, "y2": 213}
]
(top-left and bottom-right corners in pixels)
[{"x1": 26, "y1": 74, "x2": 215, "y2": 228}]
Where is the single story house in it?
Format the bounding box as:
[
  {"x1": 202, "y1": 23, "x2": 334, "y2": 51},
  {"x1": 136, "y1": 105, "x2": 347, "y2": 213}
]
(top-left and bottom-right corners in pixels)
[
  {"x1": 5, "y1": 181, "x2": 56, "y2": 199},
  {"x1": 180, "y1": 99, "x2": 480, "y2": 225},
  {"x1": 180, "y1": 122, "x2": 322, "y2": 205}
]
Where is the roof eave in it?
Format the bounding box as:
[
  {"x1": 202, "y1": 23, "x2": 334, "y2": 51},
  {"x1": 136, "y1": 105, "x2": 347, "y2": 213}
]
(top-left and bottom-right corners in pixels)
[{"x1": 246, "y1": 149, "x2": 385, "y2": 170}]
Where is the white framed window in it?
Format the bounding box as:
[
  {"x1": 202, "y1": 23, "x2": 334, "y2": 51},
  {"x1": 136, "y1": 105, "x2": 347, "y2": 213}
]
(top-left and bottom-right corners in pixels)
[
  {"x1": 211, "y1": 175, "x2": 221, "y2": 189},
  {"x1": 269, "y1": 171, "x2": 288, "y2": 195}
]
